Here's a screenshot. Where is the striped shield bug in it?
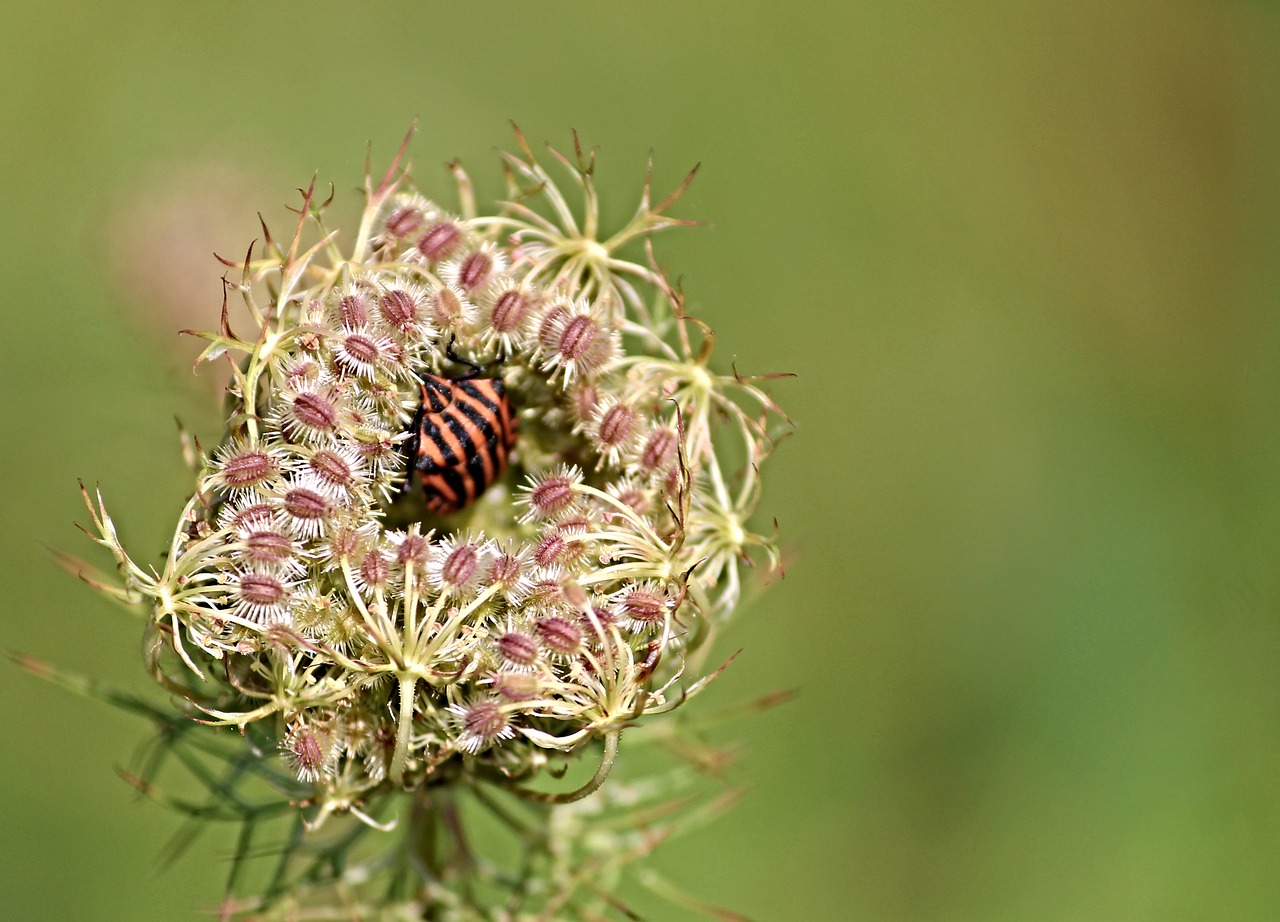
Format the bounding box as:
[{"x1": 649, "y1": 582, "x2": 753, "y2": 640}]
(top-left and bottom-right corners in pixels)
[{"x1": 405, "y1": 349, "x2": 518, "y2": 514}]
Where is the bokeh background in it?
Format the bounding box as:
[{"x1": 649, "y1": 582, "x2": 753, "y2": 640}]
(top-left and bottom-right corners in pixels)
[{"x1": 3, "y1": 1, "x2": 1280, "y2": 919}]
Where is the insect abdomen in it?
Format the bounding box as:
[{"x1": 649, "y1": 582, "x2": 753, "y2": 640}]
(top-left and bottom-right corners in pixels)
[{"x1": 412, "y1": 374, "x2": 517, "y2": 514}]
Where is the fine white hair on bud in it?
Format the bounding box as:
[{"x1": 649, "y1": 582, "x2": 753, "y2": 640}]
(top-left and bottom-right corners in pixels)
[
  {"x1": 276, "y1": 384, "x2": 344, "y2": 444},
  {"x1": 493, "y1": 623, "x2": 542, "y2": 671},
  {"x1": 611, "y1": 580, "x2": 674, "y2": 633},
  {"x1": 427, "y1": 531, "x2": 493, "y2": 599},
  {"x1": 534, "y1": 615, "x2": 584, "y2": 658},
  {"x1": 633, "y1": 422, "x2": 680, "y2": 477},
  {"x1": 209, "y1": 441, "x2": 284, "y2": 495},
  {"x1": 299, "y1": 445, "x2": 367, "y2": 499},
  {"x1": 449, "y1": 697, "x2": 517, "y2": 754},
  {"x1": 486, "y1": 538, "x2": 534, "y2": 603},
  {"x1": 413, "y1": 216, "x2": 466, "y2": 264},
  {"x1": 380, "y1": 193, "x2": 431, "y2": 241},
  {"x1": 517, "y1": 464, "x2": 583, "y2": 523},
  {"x1": 440, "y1": 242, "x2": 507, "y2": 296},
  {"x1": 232, "y1": 525, "x2": 303, "y2": 574},
  {"x1": 277, "y1": 477, "x2": 339, "y2": 539},
  {"x1": 229, "y1": 569, "x2": 295, "y2": 625},
  {"x1": 375, "y1": 282, "x2": 435, "y2": 343},
  {"x1": 477, "y1": 278, "x2": 538, "y2": 354},
  {"x1": 331, "y1": 327, "x2": 396, "y2": 380},
  {"x1": 584, "y1": 398, "x2": 643, "y2": 470},
  {"x1": 217, "y1": 494, "x2": 281, "y2": 533},
  {"x1": 427, "y1": 282, "x2": 477, "y2": 335},
  {"x1": 333, "y1": 284, "x2": 372, "y2": 331},
  {"x1": 76, "y1": 129, "x2": 791, "y2": 921},
  {"x1": 282, "y1": 719, "x2": 340, "y2": 782},
  {"x1": 536, "y1": 296, "x2": 619, "y2": 386}
]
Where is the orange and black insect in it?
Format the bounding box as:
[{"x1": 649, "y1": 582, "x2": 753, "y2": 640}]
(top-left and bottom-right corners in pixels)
[{"x1": 405, "y1": 355, "x2": 517, "y2": 514}]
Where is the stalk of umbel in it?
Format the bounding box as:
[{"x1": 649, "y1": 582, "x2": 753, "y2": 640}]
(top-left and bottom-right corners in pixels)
[{"x1": 56, "y1": 127, "x2": 790, "y2": 921}]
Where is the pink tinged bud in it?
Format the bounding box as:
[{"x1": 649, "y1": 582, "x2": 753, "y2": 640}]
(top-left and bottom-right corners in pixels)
[
  {"x1": 284, "y1": 723, "x2": 336, "y2": 781},
  {"x1": 338, "y1": 293, "x2": 369, "y2": 329},
  {"x1": 233, "y1": 571, "x2": 292, "y2": 624},
  {"x1": 551, "y1": 528, "x2": 589, "y2": 569},
  {"x1": 283, "y1": 487, "x2": 333, "y2": 537},
  {"x1": 285, "y1": 488, "x2": 330, "y2": 520},
  {"x1": 355, "y1": 435, "x2": 400, "y2": 477},
  {"x1": 616, "y1": 486, "x2": 651, "y2": 516},
  {"x1": 340, "y1": 332, "x2": 382, "y2": 367},
  {"x1": 640, "y1": 427, "x2": 678, "y2": 473},
  {"x1": 457, "y1": 251, "x2": 494, "y2": 293},
  {"x1": 293, "y1": 731, "x2": 325, "y2": 772},
  {"x1": 224, "y1": 501, "x2": 277, "y2": 532},
  {"x1": 385, "y1": 205, "x2": 424, "y2": 238},
  {"x1": 239, "y1": 572, "x2": 287, "y2": 606},
  {"x1": 488, "y1": 551, "x2": 524, "y2": 587},
  {"x1": 242, "y1": 530, "x2": 296, "y2": 567},
  {"x1": 295, "y1": 392, "x2": 338, "y2": 429},
  {"x1": 490, "y1": 289, "x2": 530, "y2": 334},
  {"x1": 524, "y1": 578, "x2": 565, "y2": 611},
  {"x1": 430, "y1": 286, "x2": 468, "y2": 329},
  {"x1": 334, "y1": 331, "x2": 395, "y2": 381},
  {"x1": 379, "y1": 289, "x2": 420, "y2": 332},
  {"x1": 285, "y1": 390, "x2": 340, "y2": 441},
  {"x1": 396, "y1": 532, "x2": 431, "y2": 569},
  {"x1": 359, "y1": 548, "x2": 390, "y2": 589},
  {"x1": 593, "y1": 399, "x2": 645, "y2": 463},
  {"x1": 526, "y1": 472, "x2": 578, "y2": 519},
  {"x1": 537, "y1": 303, "x2": 571, "y2": 352},
  {"x1": 534, "y1": 533, "x2": 568, "y2": 568},
  {"x1": 597, "y1": 403, "x2": 636, "y2": 448},
  {"x1": 221, "y1": 448, "x2": 278, "y2": 490},
  {"x1": 385, "y1": 339, "x2": 407, "y2": 366},
  {"x1": 557, "y1": 514, "x2": 591, "y2": 536},
  {"x1": 464, "y1": 700, "x2": 507, "y2": 738},
  {"x1": 496, "y1": 631, "x2": 540, "y2": 667},
  {"x1": 492, "y1": 672, "x2": 540, "y2": 702},
  {"x1": 540, "y1": 301, "x2": 618, "y2": 383},
  {"x1": 309, "y1": 450, "x2": 357, "y2": 492},
  {"x1": 591, "y1": 603, "x2": 620, "y2": 626},
  {"x1": 536, "y1": 616, "x2": 583, "y2": 655},
  {"x1": 327, "y1": 523, "x2": 366, "y2": 561},
  {"x1": 417, "y1": 222, "x2": 462, "y2": 262},
  {"x1": 441, "y1": 544, "x2": 479, "y2": 586},
  {"x1": 284, "y1": 357, "x2": 323, "y2": 386},
  {"x1": 453, "y1": 698, "x2": 514, "y2": 752},
  {"x1": 572, "y1": 383, "x2": 598, "y2": 424},
  {"x1": 620, "y1": 588, "x2": 668, "y2": 625},
  {"x1": 558, "y1": 315, "x2": 597, "y2": 361}
]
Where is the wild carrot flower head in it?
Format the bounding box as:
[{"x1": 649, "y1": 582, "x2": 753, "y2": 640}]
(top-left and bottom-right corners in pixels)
[{"x1": 74, "y1": 127, "x2": 791, "y2": 921}]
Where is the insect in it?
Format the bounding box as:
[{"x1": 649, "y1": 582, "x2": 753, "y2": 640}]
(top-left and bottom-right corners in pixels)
[{"x1": 405, "y1": 356, "x2": 518, "y2": 514}]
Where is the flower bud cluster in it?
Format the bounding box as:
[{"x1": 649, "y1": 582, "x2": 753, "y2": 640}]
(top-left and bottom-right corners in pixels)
[{"x1": 84, "y1": 132, "x2": 788, "y2": 861}]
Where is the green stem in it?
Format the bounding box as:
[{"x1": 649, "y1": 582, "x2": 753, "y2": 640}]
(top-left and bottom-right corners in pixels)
[
  {"x1": 389, "y1": 676, "x2": 417, "y2": 785},
  {"x1": 512, "y1": 730, "x2": 622, "y2": 804}
]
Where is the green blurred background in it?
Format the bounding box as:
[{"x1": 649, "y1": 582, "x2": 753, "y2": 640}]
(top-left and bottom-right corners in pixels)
[{"x1": 4, "y1": 1, "x2": 1280, "y2": 919}]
